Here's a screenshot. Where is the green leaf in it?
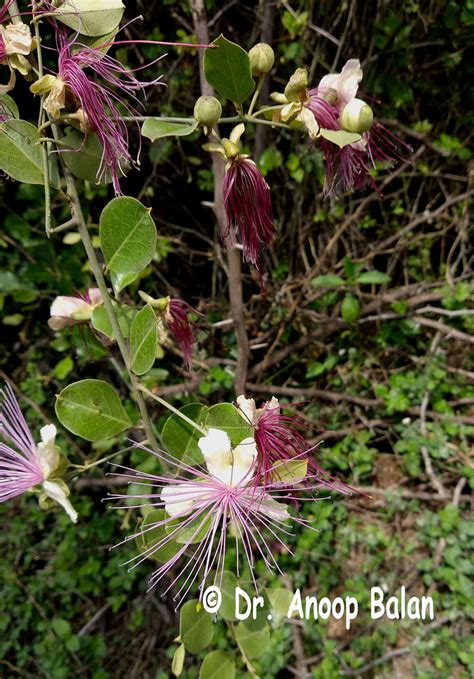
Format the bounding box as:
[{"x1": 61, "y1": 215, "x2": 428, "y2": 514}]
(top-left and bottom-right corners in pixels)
[
  {"x1": 319, "y1": 128, "x2": 362, "y2": 148},
  {"x1": 269, "y1": 459, "x2": 307, "y2": 483},
  {"x1": 161, "y1": 404, "x2": 207, "y2": 464},
  {"x1": 265, "y1": 588, "x2": 293, "y2": 622},
  {"x1": 172, "y1": 643, "x2": 185, "y2": 677},
  {"x1": 51, "y1": 618, "x2": 71, "y2": 639},
  {"x1": 341, "y1": 294, "x2": 360, "y2": 323},
  {"x1": 100, "y1": 196, "x2": 157, "y2": 274},
  {"x1": 0, "y1": 120, "x2": 59, "y2": 186},
  {"x1": 199, "y1": 651, "x2": 235, "y2": 679},
  {"x1": 311, "y1": 274, "x2": 345, "y2": 288},
  {"x1": 204, "y1": 403, "x2": 253, "y2": 448},
  {"x1": 219, "y1": 571, "x2": 238, "y2": 621},
  {"x1": 180, "y1": 600, "x2": 214, "y2": 653},
  {"x1": 141, "y1": 119, "x2": 198, "y2": 142},
  {"x1": 356, "y1": 270, "x2": 391, "y2": 284},
  {"x1": 61, "y1": 130, "x2": 110, "y2": 184},
  {"x1": 91, "y1": 304, "x2": 136, "y2": 340},
  {"x1": 234, "y1": 622, "x2": 270, "y2": 659},
  {"x1": 130, "y1": 305, "x2": 157, "y2": 375},
  {"x1": 72, "y1": 27, "x2": 118, "y2": 54},
  {"x1": 53, "y1": 356, "x2": 74, "y2": 380},
  {"x1": 55, "y1": 0, "x2": 125, "y2": 37},
  {"x1": 55, "y1": 379, "x2": 132, "y2": 441},
  {"x1": 111, "y1": 271, "x2": 138, "y2": 295},
  {"x1": 135, "y1": 510, "x2": 181, "y2": 563},
  {"x1": 203, "y1": 35, "x2": 255, "y2": 103},
  {"x1": 166, "y1": 513, "x2": 213, "y2": 545},
  {"x1": 0, "y1": 271, "x2": 26, "y2": 293},
  {"x1": 0, "y1": 94, "x2": 19, "y2": 119}
]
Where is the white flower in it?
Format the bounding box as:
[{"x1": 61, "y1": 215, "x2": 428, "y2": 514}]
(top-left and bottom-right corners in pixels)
[
  {"x1": 318, "y1": 59, "x2": 363, "y2": 109},
  {"x1": 1, "y1": 23, "x2": 33, "y2": 56},
  {"x1": 197, "y1": 427, "x2": 257, "y2": 487},
  {"x1": 161, "y1": 484, "x2": 205, "y2": 518},
  {"x1": 36, "y1": 424, "x2": 60, "y2": 478},
  {"x1": 236, "y1": 395, "x2": 257, "y2": 425},
  {"x1": 35, "y1": 425, "x2": 78, "y2": 523},
  {"x1": 42, "y1": 479, "x2": 78, "y2": 523},
  {"x1": 49, "y1": 288, "x2": 103, "y2": 329}
]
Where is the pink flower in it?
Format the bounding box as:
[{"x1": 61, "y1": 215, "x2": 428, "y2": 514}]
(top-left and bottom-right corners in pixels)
[
  {"x1": 0, "y1": 383, "x2": 78, "y2": 521},
  {"x1": 224, "y1": 158, "x2": 275, "y2": 267},
  {"x1": 236, "y1": 395, "x2": 352, "y2": 494},
  {"x1": 306, "y1": 59, "x2": 408, "y2": 195},
  {"x1": 42, "y1": 29, "x2": 164, "y2": 194},
  {"x1": 167, "y1": 298, "x2": 196, "y2": 370},
  {"x1": 49, "y1": 287, "x2": 103, "y2": 330},
  {"x1": 109, "y1": 427, "x2": 323, "y2": 603}
]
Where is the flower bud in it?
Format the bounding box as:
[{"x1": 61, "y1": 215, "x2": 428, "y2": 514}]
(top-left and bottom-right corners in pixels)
[
  {"x1": 138, "y1": 290, "x2": 169, "y2": 312},
  {"x1": 284, "y1": 68, "x2": 308, "y2": 102},
  {"x1": 340, "y1": 98, "x2": 374, "y2": 134},
  {"x1": 193, "y1": 95, "x2": 222, "y2": 130},
  {"x1": 248, "y1": 43, "x2": 275, "y2": 76}
]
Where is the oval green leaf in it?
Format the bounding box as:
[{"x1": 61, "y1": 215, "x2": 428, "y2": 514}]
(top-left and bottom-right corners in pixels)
[
  {"x1": 61, "y1": 130, "x2": 110, "y2": 184},
  {"x1": 135, "y1": 510, "x2": 181, "y2": 563},
  {"x1": 311, "y1": 274, "x2": 345, "y2": 288},
  {"x1": 130, "y1": 305, "x2": 157, "y2": 375},
  {"x1": 0, "y1": 120, "x2": 59, "y2": 186},
  {"x1": 199, "y1": 651, "x2": 235, "y2": 679},
  {"x1": 234, "y1": 622, "x2": 270, "y2": 659},
  {"x1": 55, "y1": 379, "x2": 132, "y2": 441},
  {"x1": 180, "y1": 600, "x2": 214, "y2": 653},
  {"x1": 203, "y1": 35, "x2": 255, "y2": 103},
  {"x1": 55, "y1": 0, "x2": 125, "y2": 37},
  {"x1": 99, "y1": 196, "x2": 157, "y2": 274},
  {"x1": 172, "y1": 643, "x2": 185, "y2": 677},
  {"x1": 91, "y1": 304, "x2": 136, "y2": 340},
  {"x1": 341, "y1": 294, "x2": 360, "y2": 323},
  {"x1": 204, "y1": 403, "x2": 253, "y2": 448},
  {"x1": 319, "y1": 128, "x2": 362, "y2": 148},
  {"x1": 356, "y1": 270, "x2": 391, "y2": 284},
  {"x1": 141, "y1": 119, "x2": 198, "y2": 142},
  {"x1": 161, "y1": 403, "x2": 208, "y2": 464},
  {"x1": 0, "y1": 94, "x2": 19, "y2": 119}
]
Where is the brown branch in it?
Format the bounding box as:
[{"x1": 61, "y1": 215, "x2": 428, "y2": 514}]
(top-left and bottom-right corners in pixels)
[{"x1": 189, "y1": 0, "x2": 250, "y2": 396}]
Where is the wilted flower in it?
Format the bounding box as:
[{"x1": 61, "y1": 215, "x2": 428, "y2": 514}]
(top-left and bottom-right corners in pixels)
[
  {"x1": 38, "y1": 29, "x2": 164, "y2": 194},
  {"x1": 204, "y1": 124, "x2": 275, "y2": 268},
  {"x1": 166, "y1": 298, "x2": 196, "y2": 370},
  {"x1": 0, "y1": 4, "x2": 34, "y2": 94},
  {"x1": 236, "y1": 395, "x2": 352, "y2": 493},
  {"x1": 0, "y1": 383, "x2": 78, "y2": 522},
  {"x1": 49, "y1": 287, "x2": 103, "y2": 330},
  {"x1": 109, "y1": 426, "x2": 323, "y2": 603},
  {"x1": 306, "y1": 59, "x2": 408, "y2": 195},
  {"x1": 138, "y1": 292, "x2": 197, "y2": 369}
]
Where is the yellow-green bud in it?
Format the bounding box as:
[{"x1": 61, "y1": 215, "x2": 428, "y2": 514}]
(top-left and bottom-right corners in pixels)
[
  {"x1": 138, "y1": 290, "x2": 169, "y2": 312},
  {"x1": 222, "y1": 139, "x2": 240, "y2": 160},
  {"x1": 284, "y1": 68, "x2": 308, "y2": 102},
  {"x1": 30, "y1": 74, "x2": 57, "y2": 95},
  {"x1": 340, "y1": 98, "x2": 374, "y2": 134},
  {"x1": 248, "y1": 43, "x2": 275, "y2": 77},
  {"x1": 193, "y1": 95, "x2": 222, "y2": 130}
]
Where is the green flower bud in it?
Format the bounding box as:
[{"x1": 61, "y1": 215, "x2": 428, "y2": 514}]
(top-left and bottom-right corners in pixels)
[
  {"x1": 248, "y1": 43, "x2": 275, "y2": 76},
  {"x1": 284, "y1": 68, "x2": 308, "y2": 102},
  {"x1": 340, "y1": 98, "x2": 374, "y2": 134},
  {"x1": 193, "y1": 95, "x2": 222, "y2": 130}
]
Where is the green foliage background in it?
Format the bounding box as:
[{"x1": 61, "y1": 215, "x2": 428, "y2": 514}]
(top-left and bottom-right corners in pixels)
[{"x1": 0, "y1": 1, "x2": 473, "y2": 677}]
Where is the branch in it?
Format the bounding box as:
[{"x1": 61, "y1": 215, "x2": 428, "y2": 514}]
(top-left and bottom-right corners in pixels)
[{"x1": 189, "y1": 0, "x2": 250, "y2": 396}]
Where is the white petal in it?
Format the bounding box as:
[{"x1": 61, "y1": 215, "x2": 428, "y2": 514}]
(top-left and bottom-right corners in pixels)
[
  {"x1": 236, "y1": 396, "x2": 257, "y2": 425},
  {"x1": 50, "y1": 296, "x2": 90, "y2": 320},
  {"x1": 42, "y1": 480, "x2": 78, "y2": 523},
  {"x1": 161, "y1": 484, "x2": 200, "y2": 518},
  {"x1": 87, "y1": 288, "x2": 103, "y2": 307},
  {"x1": 37, "y1": 425, "x2": 59, "y2": 478},
  {"x1": 198, "y1": 428, "x2": 232, "y2": 466}
]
